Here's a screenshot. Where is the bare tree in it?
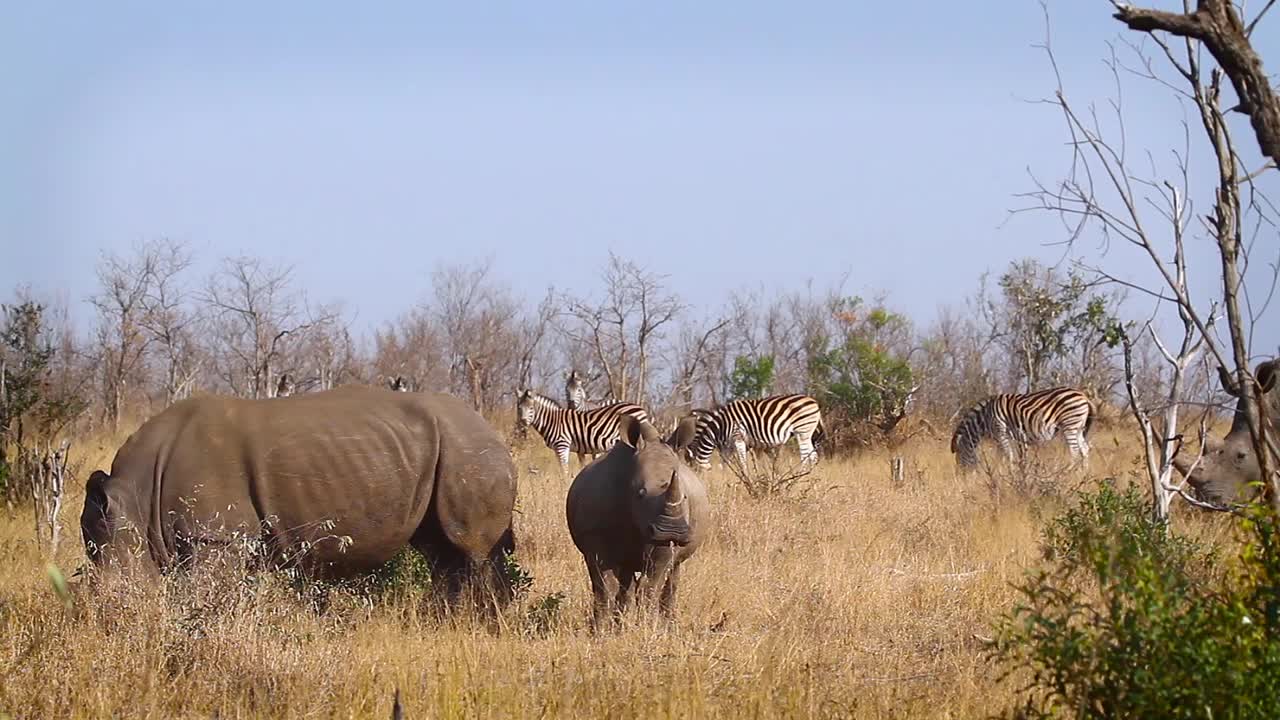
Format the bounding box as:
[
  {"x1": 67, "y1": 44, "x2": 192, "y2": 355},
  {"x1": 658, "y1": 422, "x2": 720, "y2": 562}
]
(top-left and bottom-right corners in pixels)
[
  {"x1": 562, "y1": 254, "x2": 683, "y2": 405},
  {"x1": 91, "y1": 245, "x2": 157, "y2": 429},
  {"x1": 667, "y1": 312, "x2": 733, "y2": 410},
  {"x1": 138, "y1": 239, "x2": 201, "y2": 406},
  {"x1": 291, "y1": 307, "x2": 357, "y2": 392},
  {"x1": 371, "y1": 306, "x2": 449, "y2": 393},
  {"x1": 1112, "y1": 0, "x2": 1280, "y2": 168},
  {"x1": 514, "y1": 290, "x2": 557, "y2": 393},
  {"x1": 201, "y1": 256, "x2": 334, "y2": 399},
  {"x1": 432, "y1": 259, "x2": 542, "y2": 413},
  {"x1": 1022, "y1": 4, "x2": 1280, "y2": 513},
  {"x1": 1118, "y1": 187, "x2": 1220, "y2": 521}
]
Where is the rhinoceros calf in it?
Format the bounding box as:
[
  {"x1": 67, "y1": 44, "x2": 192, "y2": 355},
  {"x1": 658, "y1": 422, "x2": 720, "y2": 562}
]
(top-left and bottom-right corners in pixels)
[
  {"x1": 1176, "y1": 360, "x2": 1278, "y2": 506},
  {"x1": 566, "y1": 415, "x2": 709, "y2": 628},
  {"x1": 80, "y1": 386, "x2": 517, "y2": 597}
]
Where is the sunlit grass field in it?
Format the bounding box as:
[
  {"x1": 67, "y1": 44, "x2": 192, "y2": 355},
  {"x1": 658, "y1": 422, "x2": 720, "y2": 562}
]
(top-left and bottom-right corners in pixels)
[{"x1": 0, "y1": 415, "x2": 1234, "y2": 718}]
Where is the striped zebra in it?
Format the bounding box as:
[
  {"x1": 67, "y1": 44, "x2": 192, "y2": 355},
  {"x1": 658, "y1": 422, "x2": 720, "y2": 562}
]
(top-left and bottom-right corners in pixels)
[
  {"x1": 949, "y1": 387, "x2": 1095, "y2": 469},
  {"x1": 516, "y1": 389, "x2": 649, "y2": 475},
  {"x1": 564, "y1": 369, "x2": 588, "y2": 410},
  {"x1": 676, "y1": 394, "x2": 824, "y2": 470}
]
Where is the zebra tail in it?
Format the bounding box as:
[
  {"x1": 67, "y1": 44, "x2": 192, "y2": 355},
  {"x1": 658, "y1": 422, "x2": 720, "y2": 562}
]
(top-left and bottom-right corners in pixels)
[
  {"x1": 1084, "y1": 399, "x2": 1097, "y2": 438},
  {"x1": 813, "y1": 418, "x2": 827, "y2": 448}
]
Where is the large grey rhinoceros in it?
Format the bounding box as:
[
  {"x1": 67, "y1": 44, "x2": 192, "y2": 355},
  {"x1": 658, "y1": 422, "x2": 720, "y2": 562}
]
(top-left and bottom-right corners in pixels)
[
  {"x1": 1176, "y1": 359, "x2": 1278, "y2": 506},
  {"x1": 80, "y1": 386, "x2": 517, "y2": 598},
  {"x1": 565, "y1": 415, "x2": 709, "y2": 628}
]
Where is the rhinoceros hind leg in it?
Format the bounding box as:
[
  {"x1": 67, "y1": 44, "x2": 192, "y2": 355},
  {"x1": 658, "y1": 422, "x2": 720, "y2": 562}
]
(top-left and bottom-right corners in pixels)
[{"x1": 409, "y1": 515, "x2": 487, "y2": 610}]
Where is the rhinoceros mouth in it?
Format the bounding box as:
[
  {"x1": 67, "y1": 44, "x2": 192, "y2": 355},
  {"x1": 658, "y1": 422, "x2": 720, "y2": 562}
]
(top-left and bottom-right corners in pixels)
[{"x1": 648, "y1": 516, "x2": 692, "y2": 546}]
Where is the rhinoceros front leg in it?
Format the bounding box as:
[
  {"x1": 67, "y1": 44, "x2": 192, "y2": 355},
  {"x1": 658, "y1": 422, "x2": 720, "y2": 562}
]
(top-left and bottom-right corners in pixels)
[
  {"x1": 612, "y1": 571, "x2": 637, "y2": 621},
  {"x1": 636, "y1": 545, "x2": 676, "y2": 612},
  {"x1": 659, "y1": 561, "x2": 682, "y2": 620},
  {"x1": 586, "y1": 555, "x2": 620, "y2": 631}
]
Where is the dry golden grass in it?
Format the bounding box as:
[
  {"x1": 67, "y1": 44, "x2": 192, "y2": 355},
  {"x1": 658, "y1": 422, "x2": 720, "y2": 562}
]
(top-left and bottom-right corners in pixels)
[{"x1": 0, "y1": 418, "x2": 1235, "y2": 719}]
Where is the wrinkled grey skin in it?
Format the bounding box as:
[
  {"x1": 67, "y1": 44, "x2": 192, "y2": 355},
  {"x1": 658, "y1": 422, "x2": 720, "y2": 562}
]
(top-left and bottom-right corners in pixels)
[
  {"x1": 1174, "y1": 360, "x2": 1278, "y2": 506},
  {"x1": 80, "y1": 386, "x2": 517, "y2": 600},
  {"x1": 566, "y1": 415, "x2": 708, "y2": 629}
]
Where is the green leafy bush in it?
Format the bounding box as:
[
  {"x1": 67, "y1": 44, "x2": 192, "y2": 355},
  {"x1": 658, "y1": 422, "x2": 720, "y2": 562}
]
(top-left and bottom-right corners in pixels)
[
  {"x1": 728, "y1": 355, "x2": 775, "y2": 400},
  {"x1": 991, "y1": 482, "x2": 1280, "y2": 719},
  {"x1": 365, "y1": 548, "x2": 434, "y2": 596},
  {"x1": 805, "y1": 297, "x2": 914, "y2": 441}
]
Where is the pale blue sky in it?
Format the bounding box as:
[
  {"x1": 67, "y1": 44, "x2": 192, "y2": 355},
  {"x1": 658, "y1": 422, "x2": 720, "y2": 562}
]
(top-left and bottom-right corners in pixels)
[{"x1": 2, "y1": 2, "x2": 1276, "y2": 354}]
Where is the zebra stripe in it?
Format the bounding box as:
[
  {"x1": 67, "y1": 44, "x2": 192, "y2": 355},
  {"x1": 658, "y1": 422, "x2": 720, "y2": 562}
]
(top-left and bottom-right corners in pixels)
[
  {"x1": 517, "y1": 389, "x2": 648, "y2": 474},
  {"x1": 685, "y1": 394, "x2": 824, "y2": 469},
  {"x1": 950, "y1": 387, "x2": 1094, "y2": 468}
]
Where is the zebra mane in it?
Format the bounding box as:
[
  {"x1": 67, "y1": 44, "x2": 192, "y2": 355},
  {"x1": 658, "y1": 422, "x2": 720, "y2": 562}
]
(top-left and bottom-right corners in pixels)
[{"x1": 522, "y1": 389, "x2": 563, "y2": 409}]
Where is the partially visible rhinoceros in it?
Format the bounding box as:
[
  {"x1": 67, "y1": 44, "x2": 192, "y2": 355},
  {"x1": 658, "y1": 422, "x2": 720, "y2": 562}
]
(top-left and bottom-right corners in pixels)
[
  {"x1": 1176, "y1": 359, "x2": 1278, "y2": 506},
  {"x1": 565, "y1": 415, "x2": 709, "y2": 628},
  {"x1": 80, "y1": 386, "x2": 517, "y2": 599}
]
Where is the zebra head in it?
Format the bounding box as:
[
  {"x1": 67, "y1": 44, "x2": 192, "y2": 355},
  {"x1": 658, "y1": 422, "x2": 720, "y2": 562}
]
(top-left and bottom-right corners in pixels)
[
  {"x1": 564, "y1": 369, "x2": 588, "y2": 410},
  {"x1": 388, "y1": 376, "x2": 410, "y2": 392},
  {"x1": 274, "y1": 373, "x2": 295, "y2": 398},
  {"x1": 517, "y1": 389, "x2": 559, "y2": 428},
  {"x1": 950, "y1": 400, "x2": 986, "y2": 469}
]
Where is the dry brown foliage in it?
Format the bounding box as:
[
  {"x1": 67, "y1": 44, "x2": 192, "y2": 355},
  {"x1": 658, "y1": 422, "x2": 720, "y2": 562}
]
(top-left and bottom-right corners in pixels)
[{"x1": 0, "y1": 419, "x2": 1235, "y2": 718}]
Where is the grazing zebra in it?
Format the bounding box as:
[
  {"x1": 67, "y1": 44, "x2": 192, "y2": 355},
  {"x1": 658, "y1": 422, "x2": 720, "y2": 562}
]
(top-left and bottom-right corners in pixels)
[
  {"x1": 516, "y1": 389, "x2": 649, "y2": 475},
  {"x1": 564, "y1": 369, "x2": 588, "y2": 410},
  {"x1": 676, "y1": 395, "x2": 824, "y2": 470},
  {"x1": 950, "y1": 387, "x2": 1094, "y2": 469}
]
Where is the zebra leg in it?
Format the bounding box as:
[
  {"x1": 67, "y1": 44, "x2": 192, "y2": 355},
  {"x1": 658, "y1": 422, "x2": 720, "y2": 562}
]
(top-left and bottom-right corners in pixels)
[
  {"x1": 733, "y1": 437, "x2": 749, "y2": 471},
  {"x1": 1065, "y1": 428, "x2": 1090, "y2": 469},
  {"x1": 993, "y1": 423, "x2": 1016, "y2": 463},
  {"x1": 557, "y1": 447, "x2": 571, "y2": 478},
  {"x1": 795, "y1": 431, "x2": 817, "y2": 468}
]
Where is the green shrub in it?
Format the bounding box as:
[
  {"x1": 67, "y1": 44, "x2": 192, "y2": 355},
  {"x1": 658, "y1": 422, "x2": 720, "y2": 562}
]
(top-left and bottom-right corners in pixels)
[
  {"x1": 728, "y1": 355, "x2": 775, "y2": 400},
  {"x1": 365, "y1": 548, "x2": 434, "y2": 596},
  {"x1": 498, "y1": 550, "x2": 534, "y2": 602},
  {"x1": 990, "y1": 482, "x2": 1280, "y2": 719},
  {"x1": 524, "y1": 591, "x2": 565, "y2": 636}
]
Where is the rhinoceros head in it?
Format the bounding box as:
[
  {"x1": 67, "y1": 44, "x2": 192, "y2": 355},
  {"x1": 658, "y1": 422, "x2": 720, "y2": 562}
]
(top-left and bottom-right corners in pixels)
[
  {"x1": 1175, "y1": 359, "x2": 1278, "y2": 506},
  {"x1": 80, "y1": 469, "x2": 152, "y2": 574},
  {"x1": 617, "y1": 415, "x2": 696, "y2": 546}
]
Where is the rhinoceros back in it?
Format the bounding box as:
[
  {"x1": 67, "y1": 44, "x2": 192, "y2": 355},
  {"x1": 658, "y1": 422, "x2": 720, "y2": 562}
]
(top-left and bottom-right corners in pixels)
[{"x1": 105, "y1": 386, "x2": 514, "y2": 577}]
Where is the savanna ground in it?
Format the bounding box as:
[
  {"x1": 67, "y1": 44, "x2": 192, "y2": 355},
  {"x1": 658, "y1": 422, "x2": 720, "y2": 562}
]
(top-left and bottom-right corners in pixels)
[{"x1": 0, "y1": 415, "x2": 1237, "y2": 719}]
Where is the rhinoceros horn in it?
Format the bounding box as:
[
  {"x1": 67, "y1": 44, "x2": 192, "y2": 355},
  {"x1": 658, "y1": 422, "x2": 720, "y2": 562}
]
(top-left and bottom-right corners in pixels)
[
  {"x1": 665, "y1": 468, "x2": 686, "y2": 509},
  {"x1": 649, "y1": 468, "x2": 692, "y2": 546}
]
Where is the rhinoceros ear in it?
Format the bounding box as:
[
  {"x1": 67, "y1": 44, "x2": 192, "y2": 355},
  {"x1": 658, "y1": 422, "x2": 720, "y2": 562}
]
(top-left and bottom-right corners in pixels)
[
  {"x1": 618, "y1": 414, "x2": 645, "y2": 450},
  {"x1": 670, "y1": 415, "x2": 699, "y2": 452},
  {"x1": 84, "y1": 470, "x2": 111, "y2": 516},
  {"x1": 1258, "y1": 361, "x2": 1277, "y2": 393}
]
